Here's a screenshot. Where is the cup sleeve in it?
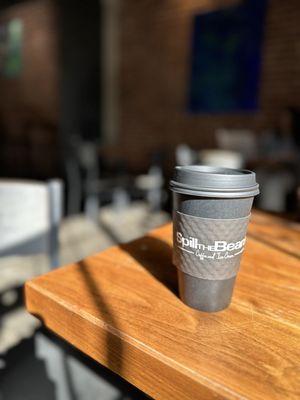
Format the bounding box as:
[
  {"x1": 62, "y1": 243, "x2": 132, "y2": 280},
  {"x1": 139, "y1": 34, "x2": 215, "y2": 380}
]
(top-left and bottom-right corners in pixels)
[{"x1": 173, "y1": 211, "x2": 250, "y2": 280}]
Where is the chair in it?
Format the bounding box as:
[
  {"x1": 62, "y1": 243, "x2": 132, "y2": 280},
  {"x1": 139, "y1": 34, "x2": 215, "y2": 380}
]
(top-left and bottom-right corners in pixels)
[
  {"x1": 0, "y1": 179, "x2": 64, "y2": 375},
  {"x1": 175, "y1": 144, "x2": 196, "y2": 166},
  {"x1": 0, "y1": 179, "x2": 63, "y2": 269},
  {"x1": 215, "y1": 128, "x2": 258, "y2": 161},
  {"x1": 198, "y1": 149, "x2": 244, "y2": 169}
]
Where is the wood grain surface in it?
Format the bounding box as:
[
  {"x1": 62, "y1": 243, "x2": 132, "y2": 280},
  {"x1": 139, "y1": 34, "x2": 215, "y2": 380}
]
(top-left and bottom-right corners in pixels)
[
  {"x1": 249, "y1": 210, "x2": 300, "y2": 257},
  {"x1": 25, "y1": 216, "x2": 300, "y2": 400}
]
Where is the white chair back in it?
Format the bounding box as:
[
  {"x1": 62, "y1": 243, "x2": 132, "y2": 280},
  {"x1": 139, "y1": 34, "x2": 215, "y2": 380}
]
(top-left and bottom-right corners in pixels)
[
  {"x1": 199, "y1": 149, "x2": 244, "y2": 169},
  {"x1": 175, "y1": 144, "x2": 196, "y2": 166},
  {"x1": 216, "y1": 129, "x2": 258, "y2": 161},
  {"x1": 0, "y1": 179, "x2": 63, "y2": 268}
]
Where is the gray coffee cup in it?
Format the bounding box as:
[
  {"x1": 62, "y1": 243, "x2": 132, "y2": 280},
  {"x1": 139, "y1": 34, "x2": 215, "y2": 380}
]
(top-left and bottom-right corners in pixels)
[{"x1": 170, "y1": 165, "x2": 259, "y2": 312}]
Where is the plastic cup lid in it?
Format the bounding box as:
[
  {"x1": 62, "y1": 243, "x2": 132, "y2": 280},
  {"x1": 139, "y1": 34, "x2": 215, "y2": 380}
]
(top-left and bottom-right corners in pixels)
[{"x1": 170, "y1": 165, "x2": 259, "y2": 198}]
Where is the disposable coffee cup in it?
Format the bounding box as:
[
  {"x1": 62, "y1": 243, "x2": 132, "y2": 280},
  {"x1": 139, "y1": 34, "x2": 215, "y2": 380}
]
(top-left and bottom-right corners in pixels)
[{"x1": 170, "y1": 165, "x2": 259, "y2": 312}]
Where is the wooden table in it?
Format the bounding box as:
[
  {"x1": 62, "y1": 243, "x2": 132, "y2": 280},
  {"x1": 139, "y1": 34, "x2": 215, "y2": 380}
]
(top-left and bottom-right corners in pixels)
[{"x1": 25, "y1": 211, "x2": 300, "y2": 400}]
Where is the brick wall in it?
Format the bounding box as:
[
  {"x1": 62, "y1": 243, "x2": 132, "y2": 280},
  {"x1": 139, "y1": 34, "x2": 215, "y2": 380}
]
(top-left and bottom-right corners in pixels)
[
  {"x1": 0, "y1": 0, "x2": 59, "y2": 178},
  {"x1": 108, "y1": 0, "x2": 300, "y2": 172},
  {"x1": 1, "y1": 0, "x2": 300, "y2": 176},
  {"x1": 0, "y1": 0, "x2": 100, "y2": 179}
]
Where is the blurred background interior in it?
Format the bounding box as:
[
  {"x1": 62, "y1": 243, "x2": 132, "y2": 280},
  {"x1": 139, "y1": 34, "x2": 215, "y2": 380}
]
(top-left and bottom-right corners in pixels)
[{"x1": 0, "y1": 0, "x2": 300, "y2": 399}]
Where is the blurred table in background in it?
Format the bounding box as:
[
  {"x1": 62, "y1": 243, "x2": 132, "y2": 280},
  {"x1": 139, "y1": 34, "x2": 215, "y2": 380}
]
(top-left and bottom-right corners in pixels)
[{"x1": 25, "y1": 211, "x2": 300, "y2": 400}]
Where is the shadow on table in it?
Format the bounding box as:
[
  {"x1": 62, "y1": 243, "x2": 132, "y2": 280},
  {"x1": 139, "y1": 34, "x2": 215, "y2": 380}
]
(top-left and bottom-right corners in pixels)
[
  {"x1": 99, "y1": 217, "x2": 178, "y2": 295},
  {"x1": 77, "y1": 233, "x2": 178, "y2": 383},
  {"x1": 78, "y1": 260, "x2": 124, "y2": 377},
  {"x1": 120, "y1": 235, "x2": 178, "y2": 296},
  {"x1": 71, "y1": 219, "x2": 181, "y2": 397}
]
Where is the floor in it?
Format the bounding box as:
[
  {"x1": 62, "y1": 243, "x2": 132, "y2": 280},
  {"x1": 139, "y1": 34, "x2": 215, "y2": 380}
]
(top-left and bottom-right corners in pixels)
[{"x1": 1, "y1": 330, "x2": 149, "y2": 400}]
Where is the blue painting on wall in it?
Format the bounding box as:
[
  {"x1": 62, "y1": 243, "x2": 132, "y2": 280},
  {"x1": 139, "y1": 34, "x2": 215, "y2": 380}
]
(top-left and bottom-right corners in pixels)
[{"x1": 188, "y1": 0, "x2": 267, "y2": 113}]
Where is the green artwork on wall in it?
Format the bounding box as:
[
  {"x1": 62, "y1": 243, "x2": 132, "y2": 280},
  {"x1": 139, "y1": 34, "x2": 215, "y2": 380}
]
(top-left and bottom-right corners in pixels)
[{"x1": 0, "y1": 18, "x2": 23, "y2": 78}]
